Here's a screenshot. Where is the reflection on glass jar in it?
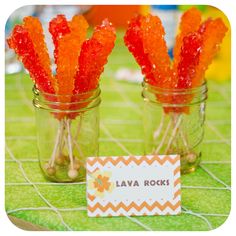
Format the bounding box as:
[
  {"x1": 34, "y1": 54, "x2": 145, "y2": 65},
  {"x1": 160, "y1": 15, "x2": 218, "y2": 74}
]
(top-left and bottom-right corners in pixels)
[
  {"x1": 142, "y1": 80, "x2": 208, "y2": 174},
  {"x1": 33, "y1": 86, "x2": 101, "y2": 182}
]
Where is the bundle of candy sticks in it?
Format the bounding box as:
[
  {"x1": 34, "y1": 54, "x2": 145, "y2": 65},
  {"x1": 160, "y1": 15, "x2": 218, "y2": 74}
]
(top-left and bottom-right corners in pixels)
[
  {"x1": 124, "y1": 7, "x2": 228, "y2": 155},
  {"x1": 7, "y1": 15, "x2": 116, "y2": 179}
]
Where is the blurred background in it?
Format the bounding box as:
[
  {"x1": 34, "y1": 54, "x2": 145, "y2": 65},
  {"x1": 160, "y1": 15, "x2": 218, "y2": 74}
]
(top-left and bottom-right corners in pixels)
[{"x1": 5, "y1": 5, "x2": 231, "y2": 82}]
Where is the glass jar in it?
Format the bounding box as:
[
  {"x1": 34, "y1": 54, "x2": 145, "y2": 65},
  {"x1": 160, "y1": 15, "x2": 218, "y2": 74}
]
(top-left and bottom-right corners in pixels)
[
  {"x1": 33, "y1": 86, "x2": 101, "y2": 182},
  {"x1": 142, "y1": 80, "x2": 208, "y2": 174}
]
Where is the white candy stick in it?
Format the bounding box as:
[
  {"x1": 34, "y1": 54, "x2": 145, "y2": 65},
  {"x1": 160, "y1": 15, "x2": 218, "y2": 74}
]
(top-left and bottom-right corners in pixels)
[
  {"x1": 74, "y1": 115, "x2": 83, "y2": 142},
  {"x1": 180, "y1": 129, "x2": 190, "y2": 152},
  {"x1": 49, "y1": 120, "x2": 63, "y2": 167},
  {"x1": 164, "y1": 115, "x2": 183, "y2": 154},
  {"x1": 66, "y1": 119, "x2": 74, "y2": 170},
  {"x1": 73, "y1": 139, "x2": 84, "y2": 160},
  {"x1": 72, "y1": 115, "x2": 84, "y2": 159},
  {"x1": 58, "y1": 118, "x2": 66, "y2": 155},
  {"x1": 153, "y1": 111, "x2": 165, "y2": 140},
  {"x1": 154, "y1": 119, "x2": 172, "y2": 154},
  {"x1": 171, "y1": 113, "x2": 190, "y2": 153}
]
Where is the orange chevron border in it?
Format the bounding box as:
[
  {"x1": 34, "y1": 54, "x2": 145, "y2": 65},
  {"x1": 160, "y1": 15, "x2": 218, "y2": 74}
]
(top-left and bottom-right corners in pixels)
[
  {"x1": 173, "y1": 189, "x2": 181, "y2": 200},
  {"x1": 87, "y1": 155, "x2": 180, "y2": 167},
  {"x1": 87, "y1": 194, "x2": 96, "y2": 201},
  {"x1": 93, "y1": 211, "x2": 179, "y2": 217},
  {"x1": 88, "y1": 200, "x2": 181, "y2": 213},
  {"x1": 174, "y1": 178, "x2": 181, "y2": 187},
  {"x1": 174, "y1": 166, "x2": 180, "y2": 176},
  {"x1": 103, "y1": 211, "x2": 179, "y2": 216},
  {"x1": 87, "y1": 167, "x2": 99, "y2": 174}
]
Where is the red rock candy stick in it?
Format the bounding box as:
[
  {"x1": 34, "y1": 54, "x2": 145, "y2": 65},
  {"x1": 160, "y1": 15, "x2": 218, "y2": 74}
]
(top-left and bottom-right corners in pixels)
[
  {"x1": 173, "y1": 7, "x2": 202, "y2": 73},
  {"x1": 23, "y1": 16, "x2": 56, "y2": 90},
  {"x1": 141, "y1": 14, "x2": 171, "y2": 87},
  {"x1": 124, "y1": 15, "x2": 155, "y2": 84},
  {"x1": 49, "y1": 14, "x2": 70, "y2": 65},
  {"x1": 56, "y1": 15, "x2": 88, "y2": 99},
  {"x1": 73, "y1": 19, "x2": 116, "y2": 94},
  {"x1": 177, "y1": 32, "x2": 202, "y2": 89},
  {"x1": 193, "y1": 18, "x2": 228, "y2": 87},
  {"x1": 171, "y1": 32, "x2": 202, "y2": 114},
  {"x1": 73, "y1": 39, "x2": 103, "y2": 94},
  {"x1": 7, "y1": 25, "x2": 54, "y2": 94}
]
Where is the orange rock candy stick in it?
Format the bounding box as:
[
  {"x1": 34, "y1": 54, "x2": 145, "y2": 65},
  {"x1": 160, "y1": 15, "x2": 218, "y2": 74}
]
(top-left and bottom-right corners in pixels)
[
  {"x1": 173, "y1": 7, "x2": 202, "y2": 74},
  {"x1": 86, "y1": 19, "x2": 116, "y2": 90},
  {"x1": 193, "y1": 18, "x2": 228, "y2": 87},
  {"x1": 141, "y1": 14, "x2": 171, "y2": 87},
  {"x1": 23, "y1": 16, "x2": 56, "y2": 90},
  {"x1": 92, "y1": 19, "x2": 116, "y2": 52},
  {"x1": 56, "y1": 15, "x2": 88, "y2": 99}
]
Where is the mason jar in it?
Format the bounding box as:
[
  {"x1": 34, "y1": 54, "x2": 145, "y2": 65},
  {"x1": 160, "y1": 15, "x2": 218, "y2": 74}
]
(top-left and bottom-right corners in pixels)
[
  {"x1": 33, "y1": 86, "x2": 101, "y2": 182},
  {"x1": 142, "y1": 80, "x2": 208, "y2": 174}
]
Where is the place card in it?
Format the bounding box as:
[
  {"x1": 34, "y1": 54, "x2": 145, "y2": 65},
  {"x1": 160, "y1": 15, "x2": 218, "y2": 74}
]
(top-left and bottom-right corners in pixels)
[{"x1": 86, "y1": 155, "x2": 181, "y2": 217}]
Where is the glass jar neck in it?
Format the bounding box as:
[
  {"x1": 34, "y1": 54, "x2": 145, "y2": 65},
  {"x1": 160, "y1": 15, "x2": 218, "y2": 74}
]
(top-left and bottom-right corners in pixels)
[
  {"x1": 142, "y1": 80, "x2": 208, "y2": 106},
  {"x1": 32, "y1": 86, "x2": 101, "y2": 112}
]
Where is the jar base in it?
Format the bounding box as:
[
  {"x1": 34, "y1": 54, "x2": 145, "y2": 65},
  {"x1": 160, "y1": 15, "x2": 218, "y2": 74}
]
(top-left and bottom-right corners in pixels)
[
  {"x1": 40, "y1": 163, "x2": 86, "y2": 183},
  {"x1": 181, "y1": 165, "x2": 198, "y2": 175},
  {"x1": 180, "y1": 151, "x2": 201, "y2": 175},
  {"x1": 43, "y1": 175, "x2": 86, "y2": 183}
]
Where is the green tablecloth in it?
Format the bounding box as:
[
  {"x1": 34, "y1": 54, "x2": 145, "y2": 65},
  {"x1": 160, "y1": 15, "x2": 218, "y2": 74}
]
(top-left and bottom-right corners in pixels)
[{"x1": 5, "y1": 32, "x2": 231, "y2": 231}]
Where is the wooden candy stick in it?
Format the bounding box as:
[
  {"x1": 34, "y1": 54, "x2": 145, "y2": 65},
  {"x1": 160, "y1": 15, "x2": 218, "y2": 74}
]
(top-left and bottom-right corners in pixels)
[
  {"x1": 48, "y1": 119, "x2": 64, "y2": 167},
  {"x1": 153, "y1": 119, "x2": 172, "y2": 154},
  {"x1": 164, "y1": 115, "x2": 183, "y2": 154}
]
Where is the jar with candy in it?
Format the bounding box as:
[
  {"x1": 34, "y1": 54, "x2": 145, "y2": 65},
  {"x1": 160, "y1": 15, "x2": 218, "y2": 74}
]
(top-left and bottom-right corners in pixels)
[
  {"x1": 142, "y1": 80, "x2": 207, "y2": 173},
  {"x1": 33, "y1": 86, "x2": 101, "y2": 182},
  {"x1": 124, "y1": 8, "x2": 227, "y2": 173},
  {"x1": 7, "y1": 15, "x2": 116, "y2": 182}
]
